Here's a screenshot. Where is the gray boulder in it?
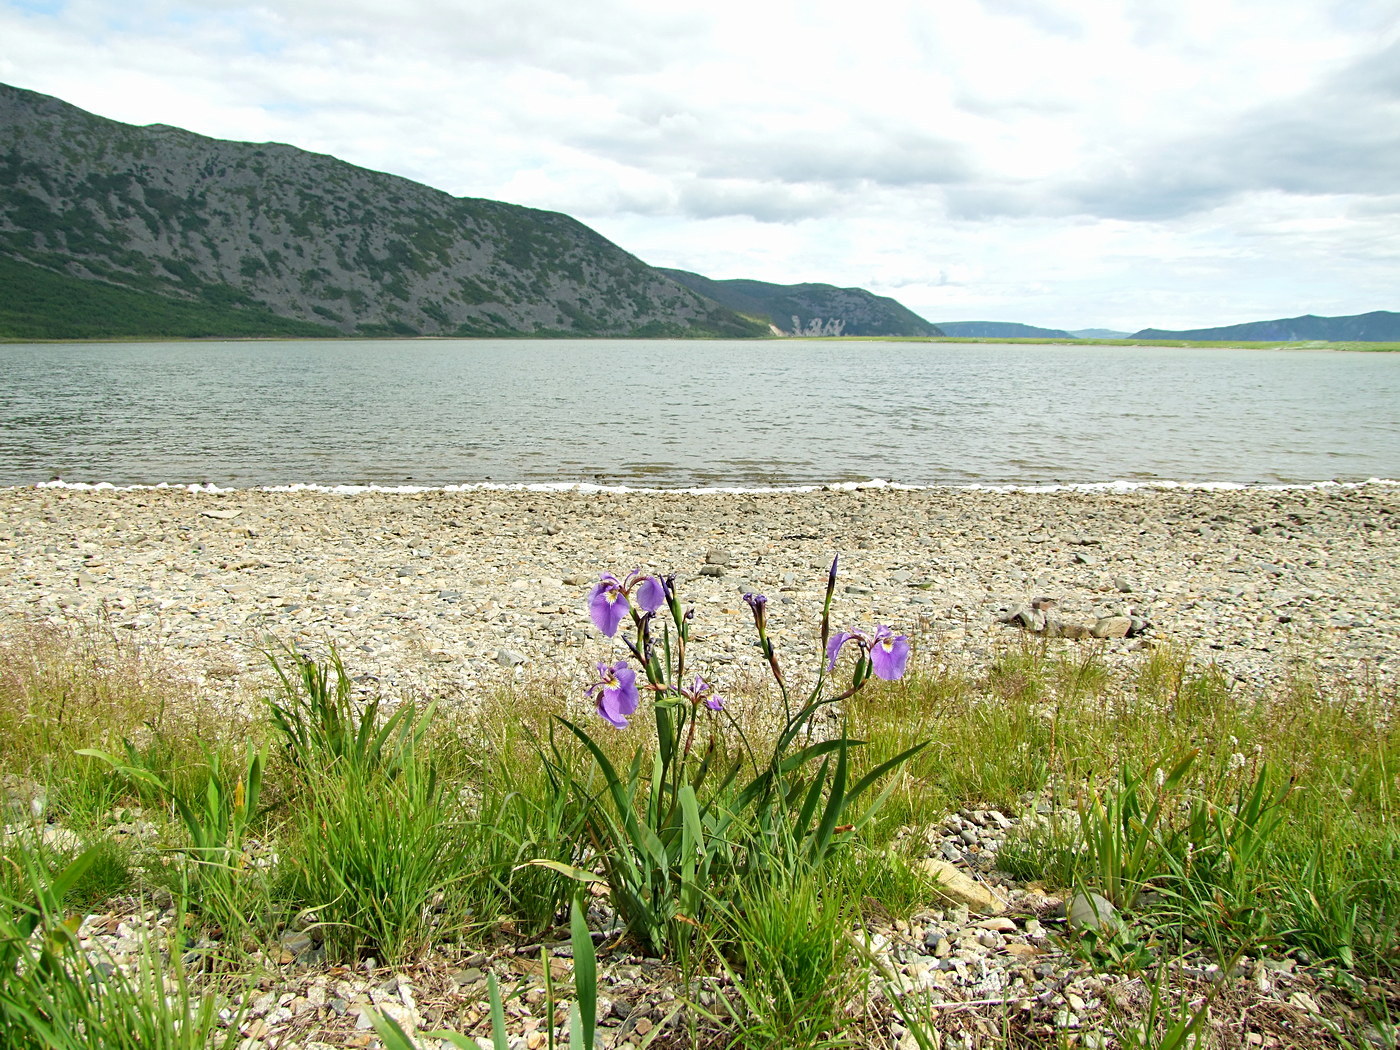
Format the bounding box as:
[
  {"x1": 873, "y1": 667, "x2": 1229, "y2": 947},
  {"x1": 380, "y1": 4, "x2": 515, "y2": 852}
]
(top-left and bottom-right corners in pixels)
[{"x1": 1063, "y1": 891, "x2": 1124, "y2": 936}]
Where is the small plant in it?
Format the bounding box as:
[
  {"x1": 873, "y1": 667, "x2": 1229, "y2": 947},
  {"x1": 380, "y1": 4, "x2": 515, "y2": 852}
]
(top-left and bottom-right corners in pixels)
[
  {"x1": 1154, "y1": 760, "x2": 1292, "y2": 957},
  {"x1": 546, "y1": 559, "x2": 925, "y2": 956},
  {"x1": 1076, "y1": 749, "x2": 1198, "y2": 910},
  {"x1": 1066, "y1": 918, "x2": 1159, "y2": 975},
  {"x1": 368, "y1": 895, "x2": 600, "y2": 1050},
  {"x1": 77, "y1": 739, "x2": 266, "y2": 937},
  {"x1": 1110, "y1": 966, "x2": 1216, "y2": 1050},
  {"x1": 265, "y1": 644, "x2": 431, "y2": 780}
]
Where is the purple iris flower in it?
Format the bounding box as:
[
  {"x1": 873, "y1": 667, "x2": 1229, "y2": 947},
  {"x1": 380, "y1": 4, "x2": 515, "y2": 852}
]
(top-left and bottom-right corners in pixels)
[
  {"x1": 868, "y1": 625, "x2": 911, "y2": 680},
  {"x1": 588, "y1": 574, "x2": 629, "y2": 636},
  {"x1": 586, "y1": 570, "x2": 665, "y2": 637},
  {"x1": 681, "y1": 674, "x2": 723, "y2": 711},
  {"x1": 740, "y1": 590, "x2": 766, "y2": 630},
  {"x1": 826, "y1": 626, "x2": 911, "y2": 681},
  {"x1": 588, "y1": 660, "x2": 640, "y2": 728}
]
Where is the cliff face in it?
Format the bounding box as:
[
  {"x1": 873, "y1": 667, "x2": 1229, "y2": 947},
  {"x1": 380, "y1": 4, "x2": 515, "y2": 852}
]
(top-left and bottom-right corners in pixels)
[
  {"x1": 0, "y1": 84, "x2": 766, "y2": 338},
  {"x1": 659, "y1": 269, "x2": 944, "y2": 337}
]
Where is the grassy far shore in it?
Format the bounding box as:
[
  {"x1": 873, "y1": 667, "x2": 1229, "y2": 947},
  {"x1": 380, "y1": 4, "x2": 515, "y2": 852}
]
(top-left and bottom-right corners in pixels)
[
  {"x1": 2, "y1": 616, "x2": 1396, "y2": 1049},
  {"x1": 1, "y1": 307, "x2": 1398, "y2": 353},
  {"x1": 4, "y1": 334, "x2": 1399, "y2": 351}
]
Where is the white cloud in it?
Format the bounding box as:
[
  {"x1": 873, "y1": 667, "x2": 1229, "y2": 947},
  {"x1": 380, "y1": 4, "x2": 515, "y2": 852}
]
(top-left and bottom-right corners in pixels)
[{"x1": 0, "y1": 0, "x2": 1396, "y2": 330}]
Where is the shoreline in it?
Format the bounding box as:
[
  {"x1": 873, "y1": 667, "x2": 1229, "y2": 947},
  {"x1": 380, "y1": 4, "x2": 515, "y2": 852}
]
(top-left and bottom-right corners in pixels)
[
  {"x1": 22, "y1": 477, "x2": 1400, "y2": 496},
  {"x1": 1, "y1": 483, "x2": 1396, "y2": 705}
]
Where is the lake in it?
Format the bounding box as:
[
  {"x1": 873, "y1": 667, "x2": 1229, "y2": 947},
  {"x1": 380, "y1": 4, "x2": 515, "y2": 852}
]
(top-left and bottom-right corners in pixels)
[{"x1": 1, "y1": 339, "x2": 1396, "y2": 489}]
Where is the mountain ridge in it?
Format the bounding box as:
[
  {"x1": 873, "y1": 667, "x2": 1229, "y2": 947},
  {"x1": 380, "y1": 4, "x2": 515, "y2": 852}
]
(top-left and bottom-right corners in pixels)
[
  {"x1": 0, "y1": 83, "x2": 766, "y2": 339},
  {"x1": 934, "y1": 320, "x2": 1075, "y2": 340},
  {"x1": 1132, "y1": 311, "x2": 1400, "y2": 342},
  {"x1": 658, "y1": 269, "x2": 944, "y2": 337}
]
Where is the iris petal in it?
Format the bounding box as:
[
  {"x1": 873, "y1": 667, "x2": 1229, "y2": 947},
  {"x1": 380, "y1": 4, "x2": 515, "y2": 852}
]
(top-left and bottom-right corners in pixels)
[
  {"x1": 826, "y1": 631, "x2": 855, "y2": 671},
  {"x1": 595, "y1": 661, "x2": 639, "y2": 727},
  {"x1": 635, "y1": 575, "x2": 666, "y2": 614},
  {"x1": 587, "y1": 577, "x2": 628, "y2": 636},
  {"x1": 869, "y1": 629, "x2": 910, "y2": 680}
]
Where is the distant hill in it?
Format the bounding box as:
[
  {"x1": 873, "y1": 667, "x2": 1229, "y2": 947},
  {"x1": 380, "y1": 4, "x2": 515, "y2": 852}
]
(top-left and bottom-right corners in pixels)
[
  {"x1": 0, "y1": 83, "x2": 767, "y2": 339},
  {"x1": 935, "y1": 321, "x2": 1075, "y2": 339},
  {"x1": 1071, "y1": 328, "x2": 1130, "y2": 339},
  {"x1": 1133, "y1": 311, "x2": 1400, "y2": 342},
  {"x1": 658, "y1": 269, "x2": 944, "y2": 337}
]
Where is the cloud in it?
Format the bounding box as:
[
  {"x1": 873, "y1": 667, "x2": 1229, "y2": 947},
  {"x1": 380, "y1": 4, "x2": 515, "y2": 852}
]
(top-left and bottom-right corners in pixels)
[
  {"x1": 1024, "y1": 34, "x2": 1400, "y2": 221},
  {"x1": 672, "y1": 179, "x2": 841, "y2": 223},
  {"x1": 980, "y1": 0, "x2": 1085, "y2": 39},
  {"x1": 567, "y1": 118, "x2": 973, "y2": 212}
]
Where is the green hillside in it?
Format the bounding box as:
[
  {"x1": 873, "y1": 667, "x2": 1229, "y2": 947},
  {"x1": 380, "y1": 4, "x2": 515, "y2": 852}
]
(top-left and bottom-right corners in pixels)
[
  {"x1": 0, "y1": 255, "x2": 336, "y2": 339},
  {"x1": 1133, "y1": 310, "x2": 1400, "y2": 342},
  {"x1": 935, "y1": 321, "x2": 1075, "y2": 339}
]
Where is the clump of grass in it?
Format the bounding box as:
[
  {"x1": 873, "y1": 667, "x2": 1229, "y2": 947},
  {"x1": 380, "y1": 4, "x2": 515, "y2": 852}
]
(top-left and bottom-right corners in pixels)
[
  {"x1": 0, "y1": 625, "x2": 178, "y2": 760},
  {"x1": 265, "y1": 643, "x2": 429, "y2": 780},
  {"x1": 261, "y1": 647, "x2": 473, "y2": 962},
  {"x1": 712, "y1": 862, "x2": 864, "y2": 1050},
  {"x1": 0, "y1": 832, "x2": 135, "y2": 913},
  {"x1": 78, "y1": 739, "x2": 270, "y2": 944},
  {"x1": 0, "y1": 846, "x2": 244, "y2": 1049},
  {"x1": 280, "y1": 752, "x2": 469, "y2": 962},
  {"x1": 981, "y1": 646, "x2": 1400, "y2": 974},
  {"x1": 827, "y1": 840, "x2": 940, "y2": 927},
  {"x1": 0, "y1": 625, "x2": 227, "y2": 827}
]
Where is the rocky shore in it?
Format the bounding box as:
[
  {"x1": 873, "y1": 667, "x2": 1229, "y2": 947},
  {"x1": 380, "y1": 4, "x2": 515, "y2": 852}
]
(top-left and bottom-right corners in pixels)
[{"x1": 1, "y1": 482, "x2": 1396, "y2": 706}]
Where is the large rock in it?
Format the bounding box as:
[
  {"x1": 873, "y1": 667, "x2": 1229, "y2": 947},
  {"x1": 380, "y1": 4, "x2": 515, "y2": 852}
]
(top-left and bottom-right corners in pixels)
[
  {"x1": 1091, "y1": 616, "x2": 1133, "y2": 639},
  {"x1": 919, "y1": 858, "x2": 1007, "y2": 915}
]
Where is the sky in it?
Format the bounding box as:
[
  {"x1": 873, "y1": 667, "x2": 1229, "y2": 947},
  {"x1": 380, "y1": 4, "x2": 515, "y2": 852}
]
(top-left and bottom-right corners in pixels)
[{"x1": 1, "y1": 0, "x2": 1397, "y2": 332}]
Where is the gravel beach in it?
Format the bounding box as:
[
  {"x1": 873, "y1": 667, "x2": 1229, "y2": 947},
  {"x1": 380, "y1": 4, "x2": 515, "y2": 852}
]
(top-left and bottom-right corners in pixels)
[{"x1": 2, "y1": 482, "x2": 1396, "y2": 702}]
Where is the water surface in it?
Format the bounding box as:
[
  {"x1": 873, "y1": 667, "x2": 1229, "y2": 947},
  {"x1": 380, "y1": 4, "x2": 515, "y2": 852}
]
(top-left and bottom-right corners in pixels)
[{"x1": 1, "y1": 340, "x2": 1396, "y2": 488}]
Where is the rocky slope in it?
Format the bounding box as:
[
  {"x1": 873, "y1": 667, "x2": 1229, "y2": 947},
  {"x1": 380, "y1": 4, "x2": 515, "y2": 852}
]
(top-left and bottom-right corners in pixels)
[
  {"x1": 0, "y1": 83, "x2": 766, "y2": 339},
  {"x1": 659, "y1": 268, "x2": 944, "y2": 337}
]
